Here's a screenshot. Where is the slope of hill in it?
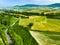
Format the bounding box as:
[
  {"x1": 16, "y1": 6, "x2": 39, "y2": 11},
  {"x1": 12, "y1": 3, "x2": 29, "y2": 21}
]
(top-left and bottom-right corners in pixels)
[
  {"x1": 13, "y1": 4, "x2": 41, "y2": 9},
  {"x1": 48, "y1": 3, "x2": 60, "y2": 7},
  {"x1": 12, "y1": 3, "x2": 60, "y2": 9}
]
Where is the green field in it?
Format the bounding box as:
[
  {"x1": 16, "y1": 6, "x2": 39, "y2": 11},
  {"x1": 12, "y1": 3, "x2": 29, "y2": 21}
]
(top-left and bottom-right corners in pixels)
[
  {"x1": 19, "y1": 16, "x2": 60, "y2": 32},
  {"x1": 0, "y1": 8, "x2": 60, "y2": 45}
]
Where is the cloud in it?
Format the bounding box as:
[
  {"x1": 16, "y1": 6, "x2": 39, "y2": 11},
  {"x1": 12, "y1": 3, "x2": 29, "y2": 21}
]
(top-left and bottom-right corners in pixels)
[
  {"x1": 0, "y1": 0, "x2": 20, "y2": 7},
  {"x1": 0, "y1": 0, "x2": 60, "y2": 7},
  {"x1": 29, "y1": 0, "x2": 60, "y2": 5}
]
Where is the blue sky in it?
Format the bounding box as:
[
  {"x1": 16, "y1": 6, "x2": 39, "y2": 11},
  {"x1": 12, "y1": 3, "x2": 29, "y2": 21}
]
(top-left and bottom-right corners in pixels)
[{"x1": 0, "y1": 0, "x2": 60, "y2": 7}]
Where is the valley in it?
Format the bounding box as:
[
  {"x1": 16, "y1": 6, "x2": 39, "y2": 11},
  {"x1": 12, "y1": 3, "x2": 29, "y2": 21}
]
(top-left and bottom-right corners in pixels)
[{"x1": 0, "y1": 7, "x2": 60, "y2": 45}]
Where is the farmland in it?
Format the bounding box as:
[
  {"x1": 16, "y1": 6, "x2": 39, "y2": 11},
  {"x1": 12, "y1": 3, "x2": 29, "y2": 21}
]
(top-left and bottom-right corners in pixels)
[{"x1": 0, "y1": 8, "x2": 60, "y2": 45}]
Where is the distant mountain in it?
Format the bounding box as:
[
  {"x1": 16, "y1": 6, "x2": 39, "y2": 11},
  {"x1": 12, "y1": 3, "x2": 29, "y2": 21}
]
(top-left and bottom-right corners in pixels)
[
  {"x1": 20, "y1": 4, "x2": 40, "y2": 7},
  {"x1": 12, "y1": 3, "x2": 60, "y2": 9},
  {"x1": 13, "y1": 4, "x2": 41, "y2": 8},
  {"x1": 48, "y1": 3, "x2": 60, "y2": 7}
]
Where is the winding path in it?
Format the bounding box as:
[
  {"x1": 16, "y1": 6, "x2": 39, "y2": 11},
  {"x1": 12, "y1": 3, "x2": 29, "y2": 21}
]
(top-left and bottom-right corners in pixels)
[
  {"x1": 5, "y1": 19, "x2": 19, "y2": 45},
  {"x1": 5, "y1": 29, "x2": 13, "y2": 45}
]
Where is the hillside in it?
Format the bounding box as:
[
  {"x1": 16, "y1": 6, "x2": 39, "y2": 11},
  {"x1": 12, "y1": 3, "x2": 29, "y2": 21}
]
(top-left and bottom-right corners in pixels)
[
  {"x1": 48, "y1": 3, "x2": 60, "y2": 7},
  {"x1": 12, "y1": 3, "x2": 60, "y2": 9}
]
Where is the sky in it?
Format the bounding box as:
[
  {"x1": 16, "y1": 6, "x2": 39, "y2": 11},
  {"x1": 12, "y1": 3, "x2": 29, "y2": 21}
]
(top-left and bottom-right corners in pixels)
[{"x1": 0, "y1": 0, "x2": 60, "y2": 7}]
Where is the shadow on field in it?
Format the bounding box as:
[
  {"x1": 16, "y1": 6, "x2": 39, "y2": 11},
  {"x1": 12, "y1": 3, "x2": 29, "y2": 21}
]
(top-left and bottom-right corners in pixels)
[
  {"x1": 31, "y1": 30, "x2": 60, "y2": 35},
  {"x1": 9, "y1": 43, "x2": 13, "y2": 45}
]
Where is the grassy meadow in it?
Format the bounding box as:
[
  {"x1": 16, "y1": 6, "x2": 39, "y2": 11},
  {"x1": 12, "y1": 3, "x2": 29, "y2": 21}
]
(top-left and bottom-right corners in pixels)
[{"x1": 0, "y1": 8, "x2": 60, "y2": 45}]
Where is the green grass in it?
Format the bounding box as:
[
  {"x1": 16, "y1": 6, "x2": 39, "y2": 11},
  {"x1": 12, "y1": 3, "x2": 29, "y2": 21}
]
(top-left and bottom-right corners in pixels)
[
  {"x1": 0, "y1": 9, "x2": 60, "y2": 45},
  {"x1": 0, "y1": 36, "x2": 4, "y2": 45},
  {"x1": 0, "y1": 24, "x2": 8, "y2": 45},
  {"x1": 30, "y1": 31, "x2": 60, "y2": 45},
  {"x1": 19, "y1": 16, "x2": 46, "y2": 27},
  {"x1": 8, "y1": 29, "x2": 23, "y2": 45},
  {"x1": 44, "y1": 18, "x2": 60, "y2": 32},
  {"x1": 8, "y1": 23, "x2": 38, "y2": 45},
  {"x1": 19, "y1": 16, "x2": 60, "y2": 32},
  {"x1": 0, "y1": 15, "x2": 18, "y2": 45}
]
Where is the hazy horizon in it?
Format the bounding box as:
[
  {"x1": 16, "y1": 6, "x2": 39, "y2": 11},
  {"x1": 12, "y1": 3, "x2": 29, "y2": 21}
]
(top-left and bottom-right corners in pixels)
[{"x1": 0, "y1": 0, "x2": 60, "y2": 7}]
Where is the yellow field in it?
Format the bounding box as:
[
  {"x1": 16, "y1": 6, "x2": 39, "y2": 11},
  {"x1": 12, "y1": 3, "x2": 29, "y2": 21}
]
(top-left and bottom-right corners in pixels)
[{"x1": 19, "y1": 16, "x2": 60, "y2": 32}]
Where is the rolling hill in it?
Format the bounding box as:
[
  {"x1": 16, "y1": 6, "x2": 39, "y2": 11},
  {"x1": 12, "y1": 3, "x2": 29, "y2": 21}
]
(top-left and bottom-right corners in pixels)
[{"x1": 13, "y1": 3, "x2": 60, "y2": 9}]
